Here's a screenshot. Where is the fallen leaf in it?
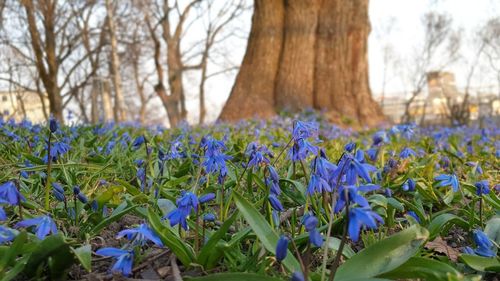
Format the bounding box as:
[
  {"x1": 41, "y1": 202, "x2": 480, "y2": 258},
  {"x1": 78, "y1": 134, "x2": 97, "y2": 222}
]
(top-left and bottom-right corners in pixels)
[{"x1": 425, "y1": 236, "x2": 460, "y2": 262}]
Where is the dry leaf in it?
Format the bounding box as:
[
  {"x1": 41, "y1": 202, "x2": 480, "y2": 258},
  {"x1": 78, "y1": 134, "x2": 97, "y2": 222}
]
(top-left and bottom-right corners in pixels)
[{"x1": 425, "y1": 236, "x2": 460, "y2": 262}]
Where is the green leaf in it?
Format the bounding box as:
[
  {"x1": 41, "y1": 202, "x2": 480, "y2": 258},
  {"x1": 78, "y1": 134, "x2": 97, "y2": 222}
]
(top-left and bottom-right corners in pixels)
[
  {"x1": 232, "y1": 191, "x2": 301, "y2": 272},
  {"x1": 335, "y1": 225, "x2": 429, "y2": 281},
  {"x1": 90, "y1": 204, "x2": 138, "y2": 236},
  {"x1": 379, "y1": 257, "x2": 462, "y2": 281},
  {"x1": 72, "y1": 244, "x2": 92, "y2": 272},
  {"x1": 326, "y1": 237, "x2": 355, "y2": 258},
  {"x1": 0, "y1": 231, "x2": 26, "y2": 273},
  {"x1": 279, "y1": 178, "x2": 306, "y2": 205},
  {"x1": 24, "y1": 234, "x2": 76, "y2": 279},
  {"x1": 460, "y1": 255, "x2": 500, "y2": 272},
  {"x1": 198, "y1": 211, "x2": 238, "y2": 269},
  {"x1": 185, "y1": 273, "x2": 284, "y2": 281},
  {"x1": 485, "y1": 216, "x2": 500, "y2": 245},
  {"x1": 428, "y1": 213, "x2": 469, "y2": 240},
  {"x1": 147, "y1": 208, "x2": 195, "y2": 266}
]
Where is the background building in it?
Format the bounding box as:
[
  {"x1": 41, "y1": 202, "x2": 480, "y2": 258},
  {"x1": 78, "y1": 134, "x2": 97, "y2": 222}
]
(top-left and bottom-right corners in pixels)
[{"x1": 0, "y1": 90, "x2": 48, "y2": 123}]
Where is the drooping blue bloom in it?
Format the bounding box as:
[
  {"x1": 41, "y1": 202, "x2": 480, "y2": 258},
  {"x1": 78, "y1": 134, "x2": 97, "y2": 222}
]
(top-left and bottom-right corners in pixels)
[
  {"x1": 165, "y1": 191, "x2": 199, "y2": 230},
  {"x1": 402, "y1": 178, "x2": 416, "y2": 192},
  {"x1": 348, "y1": 207, "x2": 383, "y2": 242},
  {"x1": 338, "y1": 152, "x2": 376, "y2": 185},
  {"x1": 465, "y1": 162, "x2": 483, "y2": 175},
  {"x1": 307, "y1": 174, "x2": 331, "y2": 195},
  {"x1": 310, "y1": 151, "x2": 337, "y2": 180},
  {"x1": 463, "y1": 246, "x2": 475, "y2": 255},
  {"x1": 384, "y1": 188, "x2": 392, "y2": 197},
  {"x1": 291, "y1": 271, "x2": 305, "y2": 281},
  {"x1": 266, "y1": 166, "x2": 281, "y2": 195},
  {"x1": 435, "y1": 174, "x2": 460, "y2": 192},
  {"x1": 344, "y1": 142, "x2": 356, "y2": 152},
  {"x1": 245, "y1": 142, "x2": 273, "y2": 168},
  {"x1": 0, "y1": 225, "x2": 16, "y2": 244},
  {"x1": 131, "y1": 135, "x2": 145, "y2": 150},
  {"x1": 288, "y1": 121, "x2": 319, "y2": 162},
  {"x1": 95, "y1": 248, "x2": 134, "y2": 276},
  {"x1": 0, "y1": 206, "x2": 6, "y2": 221},
  {"x1": 474, "y1": 180, "x2": 489, "y2": 196},
  {"x1": 372, "y1": 131, "x2": 388, "y2": 146},
  {"x1": 15, "y1": 215, "x2": 58, "y2": 239},
  {"x1": 52, "y1": 182, "x2": 65, "y2": 202},
  {"x1": 49, "y1": 116, "x2": 58, "y2": 133},
  {"x1": 334, "y1": 184, "x2": 379, "y2": 213},
  {"x1": 116, "y1": 224, "x2": 163, "y2": 247},
  {"x1": 276, "y1": 235, "x2": 289, "y2": 262},
  {"x1": 472, "y1": 229, "x2": 495, "y2": 257},
  {"x1": 203, "y1": 213, "x2": 216, "y2": 222},
  {"x1": 399, "y1": 147, "x2": 417, "y2": 159},
  {"x1": 407, "y1": 211, "x2": 420, "y2": 223},
  {"x1": 292, "y1": 121, "x2": 318, "y2": 140},
  {"x1": 0, "y1": 181, "x2": 25, "y2": 206},
  {"x1": 73, "y1": 186, "x2": 88, "y2": 204},
  {"x1": 44, "y1": 140, "x2": 71, "y2": 163},
  {"x1": 269, "y1": 194, "x2": 284, "y2": 212},
  {"x1": 302, "y1": 214, "x2": 323, "y2": 247},
  {"x1": 366, "y1": 147, "x2": 379, "y2": 161},
  {"x1": 199, "y1": 193, "x2": 216, "y2": 204}
]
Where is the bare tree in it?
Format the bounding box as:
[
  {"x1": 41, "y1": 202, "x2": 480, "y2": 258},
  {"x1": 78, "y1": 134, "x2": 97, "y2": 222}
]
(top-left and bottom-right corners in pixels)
[{"x1": 401, "y1": 12, "x2": 460, "y2": 123}]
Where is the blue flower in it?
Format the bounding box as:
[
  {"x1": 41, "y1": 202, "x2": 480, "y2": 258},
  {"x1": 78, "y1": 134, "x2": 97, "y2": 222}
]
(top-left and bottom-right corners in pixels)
[
  {"x1": 131, "y1": 135, "x2": 145, "y2": 150},
  {"x1": 52, "y1": 182, "x2": 65, "y2": 202},
  {"x1": 291, "y1": 271, "x2": 305, "y2": 281},
  {"x1": 266, "y1": 166, "x2": 281, "y2": 195},
  {"x1": 307, "y1": 174, "x2": 331, "y2": 195},
  {"x1": 334, "y1": 184, "x2": 379, "y2": 213},
  {"x1": 292, "y1": 121, "x2": 318, "y2": 140},
  {"x1": 116, "y1": 224, "x2": 163, "y2": 247},
  {"x1": 402, "y1": 178, "x2": 416, "y2": 192},
  {"x1": 344, "y1": 142, "x2": 356, "y2": 152},
  {"x1": 407, "y1": 211, "x2": 420, "y2": 223},
  {"x1": 49, "y1": 116, "x2": 58, "y2": 133},
  {"x1": 0, "y1": 181, "x2": 25, "y2": 206},
  {"x1": 399, "y1": 147, "x2": 417, "y2": 159},
  {"x1": 276, "y1": 235, "x2": 289, "y2": 262},
  {"x1": 435, "y1": 174, "x2": 460, "y2": 192},
  {"x1": 245, "y1": 142, "x2": 273, "y2": 168},
  {"x1": 372, "y1": 131, "x2": 388, "y2": 146},
  {"x1": 0, "y1": 206, "x2": 6, "y2": 221},
  {"x1": 465, "y1": 162, "x2": 483, "y2": 175},
  {"x1": 0, "y1": 225, "x2": 17, "y2": 244},
  {"x1": 95, "y1": 248, "x2": 134, "y2": 276},
  {"x1": 15, "y1": 215, "x2": 58, "y2": 239},
  {"x1": 199, "y1": 193, "x2": 216, "y2": 204},
  {"x1": 165, "y1": 191, "x2": 199, "y2": 230},
  {"x1": 203, "y1": 213, "x2": 216, "y2": 222},
  {"x1": 474, "y1": 180, "x2": 489, "y2": 196},
  {"x1": 73, "y1": 186, "x2": 88, "y2": 203},
  {"x1": 302, "y1": 214, "x2": 323, "y2": 247},
  {"x1": 472, "y1": 229, "x2": 495, "y2": 257},
  {"x1": 269, "y1": 194, "x2": 284, "y2": 212},
  {"x1": 44, "y1": 140, "x2": 71, "y2": 163},
  {"x1": 348, "y1": 207, "x2": 383, "y2": 242}
]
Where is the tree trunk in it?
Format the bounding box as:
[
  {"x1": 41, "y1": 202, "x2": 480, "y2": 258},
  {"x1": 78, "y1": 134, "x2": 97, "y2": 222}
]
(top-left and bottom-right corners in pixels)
[
  {"x1": 219, "y1": 0, "x2": 385, "y2": 126},
  {"x1": 106, "y1": 0, "x2": 127, "y2": 122},
  {"x1": 218, "y1": 0, "x2": 284, "y2": 121}
]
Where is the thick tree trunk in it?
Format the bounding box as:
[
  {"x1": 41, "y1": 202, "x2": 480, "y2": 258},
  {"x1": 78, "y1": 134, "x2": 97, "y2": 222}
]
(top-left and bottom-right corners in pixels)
[
  {"x1": 220, "y1": 0, "x2": 385, "y2": 126},
  {"x1": 218, "y1": 0, "x2": 284, "y2": 121}
]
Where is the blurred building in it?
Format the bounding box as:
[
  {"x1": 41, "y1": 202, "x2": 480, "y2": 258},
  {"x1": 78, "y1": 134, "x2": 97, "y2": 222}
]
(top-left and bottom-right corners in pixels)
[
  {"x1": 377, "y1": 71, "x2": 500, "y2": 125},
  {"x1": 0, "y1": 90, "x2": 48, "y2": 123}
]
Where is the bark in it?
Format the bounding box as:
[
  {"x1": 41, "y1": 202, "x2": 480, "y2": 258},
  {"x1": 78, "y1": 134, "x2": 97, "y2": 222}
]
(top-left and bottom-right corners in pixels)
[
  {"x1": 105, "y1": 0, "x2": 127, "y2": 122},
  {"x1": 218, "y1": 0, "x2": 284, "y2": 121},
  {"x1": 22, "y1": 0, "x2": 64, "y2": 122},
  {"x1": 220, "y1": 0, "x2": 385, "y2": 126}
]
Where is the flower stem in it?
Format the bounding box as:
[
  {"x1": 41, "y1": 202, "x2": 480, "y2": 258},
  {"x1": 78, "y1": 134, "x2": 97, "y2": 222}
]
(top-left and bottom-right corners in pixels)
[{"x1": 44, "y1": 132, "x2": 53, "y2": 210}]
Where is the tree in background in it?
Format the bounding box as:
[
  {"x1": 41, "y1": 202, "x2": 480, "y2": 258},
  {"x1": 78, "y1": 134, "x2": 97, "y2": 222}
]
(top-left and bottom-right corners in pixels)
[{"x1": 219, "y1": 0, "x2": 385, "y2": 126}]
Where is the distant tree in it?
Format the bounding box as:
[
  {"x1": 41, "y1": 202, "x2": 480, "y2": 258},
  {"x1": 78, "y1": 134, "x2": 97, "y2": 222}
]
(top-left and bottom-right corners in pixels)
[{"x1": 219, "y1": 0, "x2": 385, "y2": 126}]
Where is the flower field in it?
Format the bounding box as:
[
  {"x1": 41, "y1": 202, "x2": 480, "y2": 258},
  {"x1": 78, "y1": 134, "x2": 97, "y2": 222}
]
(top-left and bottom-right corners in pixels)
[{"x1": 0, "y1": 115, "x2": 499, "y2": 280}]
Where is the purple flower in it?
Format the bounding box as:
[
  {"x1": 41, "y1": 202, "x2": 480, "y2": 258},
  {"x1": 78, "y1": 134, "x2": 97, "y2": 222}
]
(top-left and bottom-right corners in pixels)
[
  {"x1": 399, "y1": 147, "x2": 417, "y2": 159},
  {"x1": 15, "y1": 215, "x2": 58, "y2": 239},
  {"x1": 474, "y1": 180, "x2": 489, "y2": 196},
  {"x1": 472, "y1": 229, "x2": 495, "y2": 257},
  {"x1": 302, "y1": 214, "x2": 323, "y2": 247},
  {"x1": 95, "y1": 248, "x2": 134, "y2": 276},
  {"x1": 0, "y1": 206, "x2": 6, "y2": 221},
  {"x1": 0, "y1": 181, "x2": 26, "y2": 206},
  {"x1": 348, "y1": 207, "x2": 383, "y2": 242},
  {"x1": 52, "y1": 182, "x2": 65, "y2": 202},
  {"x1": 116, "y1": 224, "x2": 163, "y2": 247},
  {"x1": 131, "y1": 135, "x2": 145, "y2": 150},
  {"x1": 268, "y1": 194, "x2": 284, "y2": 212},
  {"x1": 435, "y1": 174, "x2": 460, "y2": 192},
  {"x1": 276, "y1": 235, "x2": 289, "y2": 262},
  {"x1": 334, "y1": 184, "x2": 379, "y2": 213},
  {"x1": 165, "y1": 191, "x2": 199, "y2": 230},
  {"x1": 402, "y1": 178, "x2": 416, "y2": 192},
  {"x1": 203, "y1": 213, "x2": 216, "y2": 222},
  {"x1": 0, "y1": 225, "x2": 16, "y2": 244},
  {"x1": 199, "y1": 193, "x2": 216, "y2": 204},
  {"x1": 307, "y1": 174, "x2": 331, "y2": 195},
  {"x1": 49, "y1": 116, "x2": 58, "y2": 133}
]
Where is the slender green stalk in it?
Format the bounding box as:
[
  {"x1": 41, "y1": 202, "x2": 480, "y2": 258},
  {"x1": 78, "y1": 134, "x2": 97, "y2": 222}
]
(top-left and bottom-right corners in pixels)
[{"x1": 44, "y1": 132, "x2": 53, "y2": 210}]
